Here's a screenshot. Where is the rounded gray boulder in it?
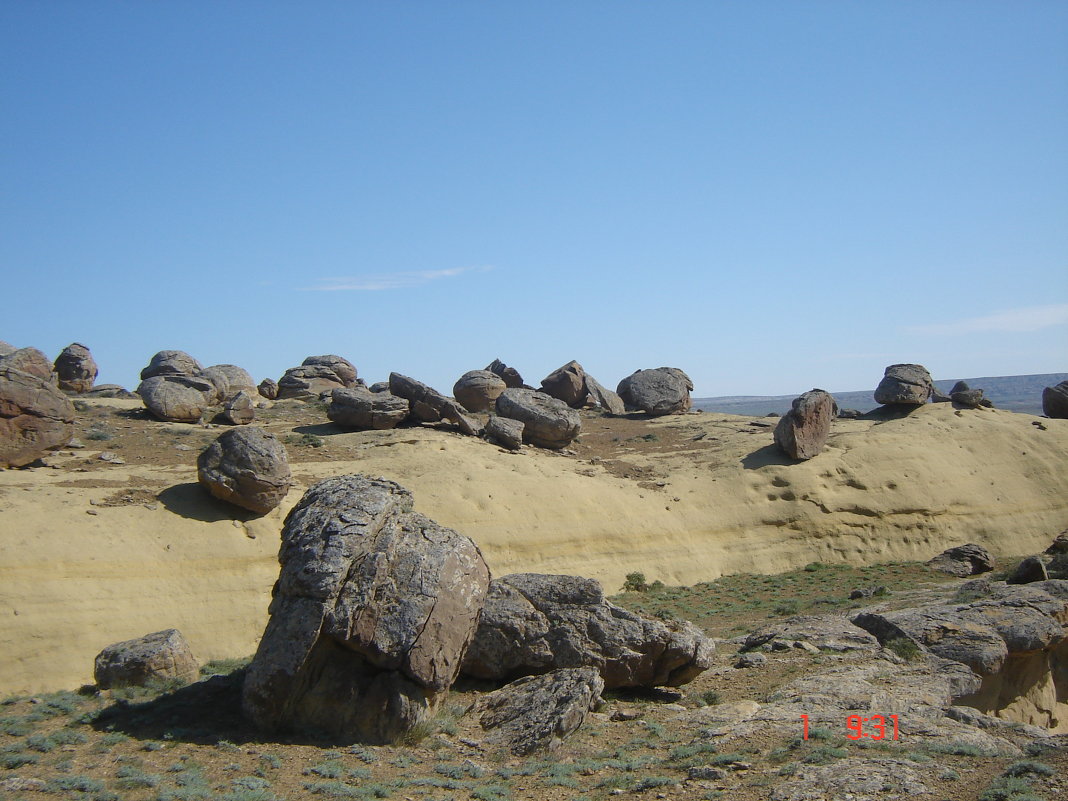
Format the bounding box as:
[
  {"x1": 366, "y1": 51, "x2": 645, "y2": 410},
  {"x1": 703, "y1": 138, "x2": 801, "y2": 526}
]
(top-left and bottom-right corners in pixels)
[
  {"x1": 874, "y1": 364, "x2": 933, "y2": 406},
  {"x1": 94, "y1": 628, "x2": 199, "y2": 689},
  {"x1": 137, "y1": 374, "x2": 216, "y2": 423},
  {"x1": 140, "y1": 350, "x2": 203, "y2": 381},
  {"x1": 616, "y1": 367, "x2": 693, "y2": 416},
  {"x1": 53, "y1": 343, "x2": 98, "y2": 393},
  {"x1": 495, "y1": 388, "x2": 580, "y2": 449},
  {"x1": 196, "y1": 427, "x2": 292, "y2": 514},
  {"x1": 454, "y1": 370, "x2": 507, "y2": 412}
]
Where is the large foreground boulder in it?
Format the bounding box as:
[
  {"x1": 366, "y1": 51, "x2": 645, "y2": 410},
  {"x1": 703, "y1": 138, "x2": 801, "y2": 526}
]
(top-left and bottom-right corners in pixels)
[
  {"x1": 926, "y1": 543, "x2": 994, "y2": 577},
  {"x1": 0, "y1": 348, "x2": 55, "y2": 384},
  {"x1": 140, "y1": 350, "x2": 202, "y2": 380},
  {"x1": 471, "y1": 667, "x2": 604, "y2": 755},
  {"x1": 242, "y1": 475, "x2": 490, "y2": 743},
  {"x1": 1043, "y1": 380, "x2": 1068, "y2": 419},
  {"x1": 53, "y1": 343, "x2": 98, "y2": 393},
  {"x1": 137, "y1": 374, "x2": 216, "y2": 423},
  {"x1": 93, "y1": 629, "x2": 199, "y2": 689},
  {"x1": 328, "y1": 387, "x2": 409, "y2": 430},
  {"x1": 774, "y1": 389, "x2": 836, "y2": 460},
  {"x1": 197, "y1": 427, "x2": 291, "y2": 514},
  {"x1": 494, "y1": 389, "x2": 580, "y2": 449},
  {"x1": 0, "y1": 366, "x2": 75, "y2": 467},
  {"x1": 461, "y1": 573, "x2": 713, "y2": 688},
  {"x1": 874, "y1": 363, "x2": 933, "y2": 406},
  {"x1": 453, "y1": 370, "x2": 507, "y2": 412},
  {"x1": 616, "y1": 367, "x2": 693, "y2": 416}
]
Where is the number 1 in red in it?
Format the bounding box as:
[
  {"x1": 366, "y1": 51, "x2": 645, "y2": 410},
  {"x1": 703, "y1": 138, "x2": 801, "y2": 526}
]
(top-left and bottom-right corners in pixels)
[{"x1": 801, "y1": 714, "x2": 809, "y2": 740}]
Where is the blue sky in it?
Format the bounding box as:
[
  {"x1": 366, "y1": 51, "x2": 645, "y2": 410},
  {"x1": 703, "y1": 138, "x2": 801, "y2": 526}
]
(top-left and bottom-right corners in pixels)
[{"x1": 3, "y1": 1, "x2": 1066, "y2": 396}]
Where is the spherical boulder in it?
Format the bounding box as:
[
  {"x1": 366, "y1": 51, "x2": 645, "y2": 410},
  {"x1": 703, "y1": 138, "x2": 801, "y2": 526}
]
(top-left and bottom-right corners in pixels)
[
  {"x1": 454, "y1": 370, "x2": 507, "y2": 412},
  {"x1": 874, "y1": 364, "x2": 933, "y2": 406},
  {"x1": 301, "y1": 354, "x2": 357, "y2": 386},
  {"x1": 197, "y1": 427, "x2": 292, "y2": 514},
  {"x1": 616, "y1": 367, "x2": 693, "y2": 416},
  {"x1": 53, "y1": 343, "x2": 98, "y2": 393},
  {"x1": 258, "y1": 378, "x2": 278, "y2": 400},
  {"x1": 137, "y1": 375, "x2": 216, "y2": 423}
]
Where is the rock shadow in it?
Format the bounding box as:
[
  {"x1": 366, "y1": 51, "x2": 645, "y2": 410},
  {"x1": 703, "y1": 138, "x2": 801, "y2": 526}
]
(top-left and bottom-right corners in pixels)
[
  {"x1": 292, "y1": 422, "x2": 346, "y2": 437},
  {"x1": 741, "y1": 444, "x2": 799, "y2": 470},
  {"x1": 157, "y1": 483, "x2": 257, "y2": 523},
  {"x1": 91, "y1": 672, "x2": 258, "y2": 746}
]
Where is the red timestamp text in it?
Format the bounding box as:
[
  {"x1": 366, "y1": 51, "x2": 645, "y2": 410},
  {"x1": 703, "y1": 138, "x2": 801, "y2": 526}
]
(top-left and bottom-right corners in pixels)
[{"x1": 800, "y1": 714, "x2": 900, "y2": 740}]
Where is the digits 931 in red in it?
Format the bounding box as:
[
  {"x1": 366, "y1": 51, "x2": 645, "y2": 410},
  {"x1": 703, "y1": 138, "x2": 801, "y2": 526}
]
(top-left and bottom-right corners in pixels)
[{"x1": 800, "y1": 714, "x2": 900, "y2": 740}]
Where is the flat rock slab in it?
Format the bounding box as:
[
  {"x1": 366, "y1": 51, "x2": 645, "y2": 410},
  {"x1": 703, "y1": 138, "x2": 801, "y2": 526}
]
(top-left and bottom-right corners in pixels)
[{"x1": 471, "y1": 667, "x2": 604, "y2": 755}]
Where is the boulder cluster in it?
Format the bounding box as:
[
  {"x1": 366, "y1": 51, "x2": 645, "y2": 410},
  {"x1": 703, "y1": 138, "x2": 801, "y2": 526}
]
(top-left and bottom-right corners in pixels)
[
  {"x1": 136, "y1": 350, "x2": 260, "y2": 424},
  {"x1": 235, "y1": 475, "x2": 714, "y2": 748}
]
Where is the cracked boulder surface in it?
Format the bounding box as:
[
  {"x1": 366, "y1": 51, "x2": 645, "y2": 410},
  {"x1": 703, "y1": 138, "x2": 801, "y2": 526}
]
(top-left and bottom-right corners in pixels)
[
  {"x1": 461, "y1": 572, "x2": 714, "y2": 688},
  {"x1": 0, "y1": 365, "x2": 75, "y2": 467},
  {"x1": 241, "y1": 475, "x2": 490, "y2": 743}
]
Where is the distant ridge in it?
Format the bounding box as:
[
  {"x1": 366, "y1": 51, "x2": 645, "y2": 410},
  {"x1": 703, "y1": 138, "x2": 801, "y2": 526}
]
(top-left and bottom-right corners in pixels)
[{"x1": 692, "y1": 373, "x2": 1068, "y2": 417}]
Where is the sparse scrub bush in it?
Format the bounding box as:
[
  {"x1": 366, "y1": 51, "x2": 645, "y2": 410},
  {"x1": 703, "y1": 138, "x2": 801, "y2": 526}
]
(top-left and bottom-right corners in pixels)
[
  {"x1": 802, "y1": 745, "x2": 848, "y2": 764},
  {"x1": 885, "y1": 637, "x2": 923, "y2": 662},
  {"x1": 1003, "y1": 761, "x2": 1054, "y2": 778},
  {"x1": 305, "y1": 759, "x2": 345, "y2": 779},
  {"x1": 116, "y1": 764, "x2": 162, "y2": 789},
  {"x1": 623, "y1": 572, "x2": 649, "y2": 592},
  {"x1": 978, "y1": 775, "x2": 1042, "y2": 801}
]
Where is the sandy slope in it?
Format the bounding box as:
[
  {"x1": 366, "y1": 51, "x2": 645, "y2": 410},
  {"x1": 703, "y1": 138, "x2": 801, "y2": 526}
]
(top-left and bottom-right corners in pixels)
[{"x1": 1, "y1": 400, "x2": 1065, "y2": 694}]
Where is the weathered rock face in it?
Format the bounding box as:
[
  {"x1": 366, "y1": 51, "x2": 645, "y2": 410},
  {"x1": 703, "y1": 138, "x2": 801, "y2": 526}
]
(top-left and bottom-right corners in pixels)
[
  {"x1": 53, "y1": 343, "x2": 98, "y2": 393},
  {"x1": 301, "y1": 355, "x2": 358, "y2": 387},
  {"x1": 137, "y1": 375, "x2": 216, "y2": 423},
  {"x1": 140, "y1": 350, "x2": 202, "y2": 381},
  {"x1": 0, "y1": 341, "x2": 14, "y2": 357},
  {"x1": 328, "y1": 387, "x2": 409, "y2": 430},
  {"x1": 1046, "y1": 531, "x2": 1068, "y2": 555},
  {"x1": 222, "y1": 390, "x2": 256, "y2": 426},
  {"x1": 485, "y1": 415, "x2": 524, "y2": 450},
  {"x1": 472, "y1": 667, "x2": 604, "y2": 755},
  {"x1": 853, "y1": 580, "x2": 1068, "y2": 730},
  {"x1": 1043, "y1": 380, "x2": 1068, "y2": 419},
  {"x1": 368, "y1": 381, "x2": 390, "y2": 393},
  {"x1": 540, "y1": 361, "x2": 589, "y2": 408},
  {"x1": 743, "y1": 615, "x2": 880, "y2": 654},
  {"x1": 0, "y1": 367, "x2": 75, "y2": 468},
  {"x1": 203, "y1": 364, "x2": 257, "y2": 400},
  {"x1": 874, "y1": 363, "x2": 933, "y2": 406},
  {"x1": 93, "y1": 629, "x2": 199, "y2": 689},
  {"x1": 453, "y1": 370, "x2": 507, "y2": 413},
  {"x1": 242, "y1": 475, "x2": 490, "y2": 743},
  {"x1": 486, "y1": 358, "x2": 525, "y2": 389},
  {"x1": 388, "y1": 373, "x2": 480, "y2": 436},
  {"x1": 276, "y1": 365, "x2": 347, "y2": 400},
  {"x1": 197, "y1": 427, "x2": 291, "y2": 514},
  {"x1": 585, "y1": 375, "x2": 625, "y2": 415},
  {"x1": 461, "y1": 573, "x2": 713, "y2": 688},
  {"x1": 926, "y1": 543, "x2": 994, "y2": 577},
  {"x1": 0, "y1": 348, "x2": 55, "y2": 384},
  {"x1": 1007, "y1": 556, "x2": 1049, "y2": 585},
  {"x1": 257, "y1": 378, "x2": 278, "y2": 400},
  {"x1": 773, "y1": 389, "x2": 837, "y2": 460},
  {"x1": 616, "y1": 367, "x2": 693, "y2": 416},
  {"x1": 494, "y1": 389, "x2": 580, "y2": 449}
]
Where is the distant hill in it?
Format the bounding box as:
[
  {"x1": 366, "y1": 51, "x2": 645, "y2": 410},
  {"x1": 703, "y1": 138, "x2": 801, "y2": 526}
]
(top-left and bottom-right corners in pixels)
[{"x1": 692, "y1": 373, "x2": 1067, "y2": 417}]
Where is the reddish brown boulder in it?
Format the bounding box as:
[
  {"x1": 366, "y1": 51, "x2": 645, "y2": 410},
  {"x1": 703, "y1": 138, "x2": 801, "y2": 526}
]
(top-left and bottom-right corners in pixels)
[
  {"x1": 53, "y1": 343, "x2": 98, "y2": 393},
  {"x1": 0, "y1": 348, "x2": 55, "y2": 384},
  {"x1": 0, "y1": 366, "x2": 75, "y2": 467},
  {"x1": 773, "y1": 389, "x2": 837, "y2": 460}
]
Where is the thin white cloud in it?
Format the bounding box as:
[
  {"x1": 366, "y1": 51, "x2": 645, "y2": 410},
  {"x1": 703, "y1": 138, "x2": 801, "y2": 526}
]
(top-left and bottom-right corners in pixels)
[
  {"x1": 905, "y1": 303, "x2": 1068, "y2": 336},
  {"x1": 303, "y1": 265, "x2": 494, "y2": 292}
]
